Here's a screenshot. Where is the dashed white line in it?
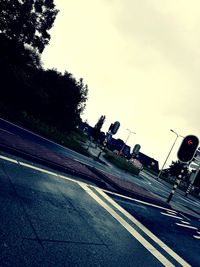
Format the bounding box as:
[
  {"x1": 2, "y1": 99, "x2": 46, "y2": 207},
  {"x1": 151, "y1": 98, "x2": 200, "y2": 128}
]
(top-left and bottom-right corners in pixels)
[
  {"x1": 180, "y1": 221, "x2": 190, "y2": 225},
  {"x1": 166, "y1": 210, "x2": 178, "y2": 215},
  {"x1": 176, "y1": 223, "x2": 198, "y2": 230},
  {"x1": 160, "y1": 212, "x2": 183, "y2": 220}
]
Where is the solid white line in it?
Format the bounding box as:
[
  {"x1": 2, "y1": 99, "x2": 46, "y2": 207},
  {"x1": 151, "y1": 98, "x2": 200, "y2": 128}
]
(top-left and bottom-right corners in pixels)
[
  {"x1": 102, "y1": 188, "x2": 176, "y2": 212},
  {"x1": 161, "y1": 213, "x2": 183, "y2": 220},
  {"x1": 0, "y1": 155, "x2": 182, "y2": 215},
  {"x1": 0, "y1": 155, "x2": 77, "y2": 183},
  {"x1": 72, "y1": 158, "x2": 88, "y2": 165},
  {"x1": 95, "y1": 187, "x2": 191, "y2": 267},
  {"x1": 176, "y1": 223, "x2": 198, "y2": 230},
  {"x1": 0, "y1": 155, "x2": 18, "y2": 163},
  {"x1": 0, "y1": 129, "x2": 15, "y2": 135},
  {"x1": 79, "y1": 183, "x2": 175, "y2": 267},
  {"x1": 58, "y1": 174, "x2": 80, "y2": 183},
  {"x1": 19, "y1": 162, "x2": 59, "y2": 176}
]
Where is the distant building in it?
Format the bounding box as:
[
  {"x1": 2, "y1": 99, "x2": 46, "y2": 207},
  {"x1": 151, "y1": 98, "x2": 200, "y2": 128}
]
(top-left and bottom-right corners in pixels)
[
  {"x1": 106, "y1": 137, "x2": 131, "y2": 158},
  {"x1": 136, "y1": 152, "x2": 159, "y2": 173}
]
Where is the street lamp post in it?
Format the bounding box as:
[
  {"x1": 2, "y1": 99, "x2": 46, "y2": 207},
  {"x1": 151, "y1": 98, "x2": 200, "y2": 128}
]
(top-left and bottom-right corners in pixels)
[
  {"x1": 119, "y1": 128, "x2": 136, "y2": 155},
  {"x1": 157, "y1": 129, "x2": 183, "y2": 180}
]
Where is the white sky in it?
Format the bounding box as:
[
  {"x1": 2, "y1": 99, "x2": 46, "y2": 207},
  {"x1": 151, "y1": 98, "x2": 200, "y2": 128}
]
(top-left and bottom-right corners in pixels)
[{"x1": 41, "y1": 0, "x2": 200, "y2": 168}]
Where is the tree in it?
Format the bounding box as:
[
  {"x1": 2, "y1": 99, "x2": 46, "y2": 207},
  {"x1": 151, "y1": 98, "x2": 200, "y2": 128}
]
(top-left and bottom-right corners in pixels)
[
  {"x1": 94, "y1": 115, "x2": 106, "y2": 131},
  {"x1": 0, "y1": 1, "x2": 88, "y2": 133},
  {"x1": 0, "y1": 0, "x2": 58, "y2": 53},
  {"x1": 92, "y1": 115, "x2": 106, "y2": 142},
  {"x1": 30, "y1": 69, "x2": 88, "y2": 131},
  {"x1": 168, "y1": 161, "x2": 189, "y2": 178}
]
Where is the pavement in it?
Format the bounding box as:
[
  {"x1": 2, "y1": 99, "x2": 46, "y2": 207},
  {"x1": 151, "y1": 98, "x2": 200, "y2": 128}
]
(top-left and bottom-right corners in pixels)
[
  {"x1": 1, "y1": 121, "x2": 200, "y2": 216},
  {"x1": 0, "y1": 122, "x2": 200, "y2": 267},
  {"x1": 0, "y1": 123, "x2": 172, "y2": 209}
]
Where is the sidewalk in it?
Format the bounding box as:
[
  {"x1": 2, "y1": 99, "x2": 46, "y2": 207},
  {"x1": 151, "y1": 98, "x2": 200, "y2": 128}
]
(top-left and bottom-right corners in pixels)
[{"x1": 0, "y1": 126, "x2": 172, "y2": 208}]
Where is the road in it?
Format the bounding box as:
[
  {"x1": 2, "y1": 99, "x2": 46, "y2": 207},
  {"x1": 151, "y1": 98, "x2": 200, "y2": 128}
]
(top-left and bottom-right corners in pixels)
[
  {"x1": 1, "y1": 154, "x2": 199, "y2": 266},
  {"x1": 0, "y1": 118, "x2": 200, "y2": 266}
]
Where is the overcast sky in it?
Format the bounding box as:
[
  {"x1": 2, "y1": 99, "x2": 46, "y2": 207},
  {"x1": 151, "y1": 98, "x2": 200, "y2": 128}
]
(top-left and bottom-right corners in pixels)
[{"x1": 41, "y1": 0, "x2": 200, "y2": 168}]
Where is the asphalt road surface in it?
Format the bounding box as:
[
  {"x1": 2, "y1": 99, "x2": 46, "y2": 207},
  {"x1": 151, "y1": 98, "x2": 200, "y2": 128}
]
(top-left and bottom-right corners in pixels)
[
  {"x1": 1, "y1": 117, "x2": 199, "y2": 219},
  {"x1": 0, "y1": 153, "x2": 199, "y2": 266}
]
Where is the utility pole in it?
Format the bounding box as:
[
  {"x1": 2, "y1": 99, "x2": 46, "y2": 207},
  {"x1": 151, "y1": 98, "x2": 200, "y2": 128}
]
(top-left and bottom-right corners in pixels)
[
  {"x1": 119, "y1": 128, "x2": 136, "y2": 156},
  {"x1": 157, "y1": 129, "x2": 183, "y2": 180}
]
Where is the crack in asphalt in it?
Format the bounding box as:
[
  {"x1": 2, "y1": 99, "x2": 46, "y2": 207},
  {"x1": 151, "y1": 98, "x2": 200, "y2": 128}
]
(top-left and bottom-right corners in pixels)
[{"x1": 1, "y1": 160, "x2": 44, "y2": 249}]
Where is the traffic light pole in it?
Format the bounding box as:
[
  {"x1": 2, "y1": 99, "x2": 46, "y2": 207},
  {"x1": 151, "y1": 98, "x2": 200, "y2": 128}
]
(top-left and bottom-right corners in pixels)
[
  {"x1": 157, "y1": 134, "x2": 179, "y2": 180},
  {"x1": 166, "y1": 164, "x2": 185, "y2": 203},
  {"x1": 166, "y1": 135, "x2": 199, "y2": 203}
]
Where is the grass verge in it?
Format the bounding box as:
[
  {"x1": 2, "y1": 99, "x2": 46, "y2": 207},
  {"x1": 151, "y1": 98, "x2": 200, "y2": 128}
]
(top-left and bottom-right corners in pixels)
[
  {"x1": 12, "y1": 112, "x2": 91, "y2": 157},
  {"x1": 104, "y1": 151, "x2": 140, "y2": 175}
]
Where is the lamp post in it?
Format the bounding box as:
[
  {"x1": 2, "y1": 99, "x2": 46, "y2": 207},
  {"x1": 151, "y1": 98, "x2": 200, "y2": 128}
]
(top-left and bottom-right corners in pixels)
[
  {"x1": 119, "y1": 128, "x2": 136, "y2": 155},
  {"x1": 157, "y1": 129, "x2": 184, "y2": 179}
]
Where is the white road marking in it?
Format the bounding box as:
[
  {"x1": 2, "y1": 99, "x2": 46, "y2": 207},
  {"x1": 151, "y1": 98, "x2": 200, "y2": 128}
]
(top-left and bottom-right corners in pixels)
[
  {"x1": 175, "y1": 223, "x2": 198, "y2": 230},
  {"x1": 0, "y1": 155, "x2": 18, "y2": 163},
  {"x1": 19, "y1": 162, "x2": 59, "y2": 176},
  {"x1": 79, "y1": 182, "x2": 175, "y2": 267},
  {"x1": 0, "y1": 155, "x2": 76, "y2": 183},
  {"x1": 0, "y1": 154, "x2": 178, "y2": 213},
  {"x1": 166, "y1": 210, "x2": 178, "y2": 215},
  {"x1": 180, "y1": 221, "x2": 190, "y2": 225},
  {"x1": 0, "y1": 129, "x2": 15, "y2": 135},
  {"x1": 180, "y1": 213, "x2": 191, "y2": 221},
  {"x1": 72, "y1": 158, "x2": 88, "y2": 165},
  {"x1": 0, "y1": 154, "x2": 193, "y2": 266},
  {"x1": 94, "y1": 187, "x2": 191, "y2": 267},
  {"x1": 160, "y1": 212, "x2": 183, "y2": 220},
  {"x1": 103, "y1": 188, "x2": 176, "y2": 212}
]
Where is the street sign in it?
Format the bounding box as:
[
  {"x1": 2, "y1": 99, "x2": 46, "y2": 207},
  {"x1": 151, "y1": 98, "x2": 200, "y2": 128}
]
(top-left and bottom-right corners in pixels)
[
  {"x1": 190, "y1": 163, "x2": 200, "y2": 170},
  {"x1": 193, "y1": 155, "x2": 200, "y2": 164},
  {"x1": 132, "y1": 144, "x2": 141, "y2": 155}
]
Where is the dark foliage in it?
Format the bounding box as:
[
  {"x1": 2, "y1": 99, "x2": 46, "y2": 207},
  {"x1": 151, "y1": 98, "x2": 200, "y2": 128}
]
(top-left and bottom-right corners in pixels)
[
  {"x1": 0, "y1": 1, "x2": 88, "y2": 133},
  {"x1": 0, "y1": 34, "x2": 88, "y2": 131},
  {"x1": 0, "y1": 0, "x2": 58, "y2": 53},
  {"x1": 30, "y1": 69, "x2": 88, "y2": 131},
  {"x1": 168, "y1": 161, "x2": 189, "y2": 178}
]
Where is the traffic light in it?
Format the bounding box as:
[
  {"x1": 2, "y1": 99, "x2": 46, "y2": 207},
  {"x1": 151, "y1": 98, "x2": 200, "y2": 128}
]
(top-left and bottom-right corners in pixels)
[
  {"x1": 177, "y1": 135, "x2": 199, "y2": 163},
  {"x1": 110, "y1": 121, "x2": 120, "y2": 135}
]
